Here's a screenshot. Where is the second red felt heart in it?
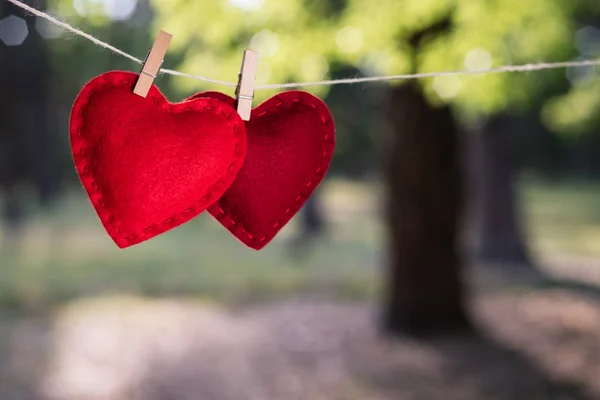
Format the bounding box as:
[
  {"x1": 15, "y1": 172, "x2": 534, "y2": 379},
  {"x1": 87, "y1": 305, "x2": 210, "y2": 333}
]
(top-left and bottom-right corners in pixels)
[
  {"x1": 188, "y1": 91, "x2": 335, "y2": 250},
  {"x1": 70, "y1": 71, "x2": 247, "y2": 248}
]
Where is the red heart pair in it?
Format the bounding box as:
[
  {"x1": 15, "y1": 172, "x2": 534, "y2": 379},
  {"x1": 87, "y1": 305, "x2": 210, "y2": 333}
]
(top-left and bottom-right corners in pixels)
[{"x1": 70, "y1": 71, "x2": 335, "y2": 249}]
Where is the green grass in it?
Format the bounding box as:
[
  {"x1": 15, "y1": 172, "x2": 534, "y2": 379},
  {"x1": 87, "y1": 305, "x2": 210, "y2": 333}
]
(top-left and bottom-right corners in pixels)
[
  {"x1": 0, "y1": 179, "x2": 381, "y2": 310},
  {"x1": 1, "y1": 177, "x2": 600, "y2": 310},
  {"x1": 522, "y1": 178, "x2": 600, "y2": 258}
]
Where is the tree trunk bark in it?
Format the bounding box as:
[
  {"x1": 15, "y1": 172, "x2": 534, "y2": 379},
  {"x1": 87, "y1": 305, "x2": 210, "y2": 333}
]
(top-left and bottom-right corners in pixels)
[
  {"x1": 470, "y1": 115, "x2": 531, "y2": 266},
  {"x1": 381, "y1": 82, "x2": 471, "y2": 337},
  {"x1": 0, "y1": 0, "x2": 58, "y2": 244}
]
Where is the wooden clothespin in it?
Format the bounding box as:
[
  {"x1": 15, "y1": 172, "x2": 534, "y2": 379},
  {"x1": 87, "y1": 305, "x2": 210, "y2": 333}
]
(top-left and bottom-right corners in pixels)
[
  {"x1": 133, "y1": 30, "x2": 172, "y2": 98},
  {"x1": 235, "y1": 50, "x2": 259, "y2": 121}
]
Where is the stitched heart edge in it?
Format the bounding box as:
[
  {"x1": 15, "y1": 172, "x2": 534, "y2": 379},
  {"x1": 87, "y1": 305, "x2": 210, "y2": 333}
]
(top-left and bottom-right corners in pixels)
[
  {"x1": 190, "y1": 91, "x2": 335, "y2": 250},
  {"x1": 70, "y1": 71, "x2": 247, "y2": 248}
]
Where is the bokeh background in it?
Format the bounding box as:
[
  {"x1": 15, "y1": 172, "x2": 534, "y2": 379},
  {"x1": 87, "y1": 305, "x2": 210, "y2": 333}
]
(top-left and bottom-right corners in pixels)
[{"x1": 2, "y1": 0, "x2": 600, "y2": 399}]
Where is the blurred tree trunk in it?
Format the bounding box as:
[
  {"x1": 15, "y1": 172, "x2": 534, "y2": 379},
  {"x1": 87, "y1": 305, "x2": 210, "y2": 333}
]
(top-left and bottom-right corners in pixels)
[
  {"x1": 381, "y1": 82, "x2": 472, "y2": 336},
  {"x1": 570, "y1": 132, "x2": 600, "y2": 178},
  {"x1": 288, "y1": 191, "x2": 325, "y2": 261},
  {"x1": 0, "y1": 0, "x2": 57, "y2": 235},
  {"x1": 471, "y1": 115, "x2": 531, "y2": 266}
]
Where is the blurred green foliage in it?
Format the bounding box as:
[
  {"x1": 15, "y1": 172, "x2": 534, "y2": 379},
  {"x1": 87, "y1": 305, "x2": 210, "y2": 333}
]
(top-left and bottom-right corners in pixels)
[
  {"x1": 40, "y1": 0, "x2": 600, "y2": 118},
  {"x1": 151, "y1": 0, "x2": 600, "y2": 175},
  {"x1": 543, "y1": 2, "x2": 600, "y2": 135},
  {"x1": 42, "y1": 0, "x2": 600, "y2": 176},
  {"x1": 544, "y1": 71, "x2": 600, "y2": 135},
  {"x1": 149, "y1": 0, "x2": 595, "y2": 118}
]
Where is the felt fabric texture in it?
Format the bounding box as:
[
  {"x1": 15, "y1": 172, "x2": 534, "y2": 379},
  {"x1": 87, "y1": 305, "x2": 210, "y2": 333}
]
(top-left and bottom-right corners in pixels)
[
  {"x1": 188, "y1": 91, "x2": 335, "y2": 250},
  {"x1": 70, "y1": 71, "x2": 247, "y2": 248}
]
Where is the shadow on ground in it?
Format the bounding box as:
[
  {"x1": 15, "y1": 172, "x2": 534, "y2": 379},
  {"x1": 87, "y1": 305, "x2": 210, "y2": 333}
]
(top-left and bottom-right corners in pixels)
[{"x1": 1, "y1": 288, "x2": 599, "y2": 400}]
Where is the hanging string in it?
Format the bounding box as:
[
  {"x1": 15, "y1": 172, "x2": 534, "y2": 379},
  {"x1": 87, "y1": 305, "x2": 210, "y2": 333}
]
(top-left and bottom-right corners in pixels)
[{"x1": 5, "y1": 0, "x2": 600, "y2": 90}]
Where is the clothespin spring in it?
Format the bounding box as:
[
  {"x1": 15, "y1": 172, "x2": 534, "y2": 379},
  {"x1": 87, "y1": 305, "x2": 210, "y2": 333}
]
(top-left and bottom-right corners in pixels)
[
  {"x1": 133, "y1": 31, "x2": 172, "y2": 98},
  {"x1": 235, "y1": 50, "x2": 259, "y2": 121}
]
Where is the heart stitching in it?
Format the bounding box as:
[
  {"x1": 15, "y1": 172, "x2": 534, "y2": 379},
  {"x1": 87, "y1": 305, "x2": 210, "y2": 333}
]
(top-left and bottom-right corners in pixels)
[
  {"x1": 194, "y1": 91, "x2": 335, "y2": 250},
  {"x1": 70, "y1": 71, "x2": 247, "y2": 248}
]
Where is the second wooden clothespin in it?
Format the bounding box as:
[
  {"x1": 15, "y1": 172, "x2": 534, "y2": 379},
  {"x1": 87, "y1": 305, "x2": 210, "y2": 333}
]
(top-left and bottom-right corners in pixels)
[
  {"x1": 133, "y1": 30, "x2": 172, "y2": 98},
  {"x1": 235, "y1": 50, "x2": 259, "y2": 121}
]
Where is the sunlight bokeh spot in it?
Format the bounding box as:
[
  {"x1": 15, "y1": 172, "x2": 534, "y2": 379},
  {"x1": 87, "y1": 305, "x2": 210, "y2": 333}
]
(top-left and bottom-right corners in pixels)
[
  {"x1": 464, "y1": 48, "x2": 493, "y2": 72},
  {"x1": 300, "y1": 54, "x2": 329, "y2": 80},
  {"x1": 335, "y1": 26, "x2": 363, "y2": 54},
  {"x1": 73, "y1": 0, "x2": 98, "y2": 17},
  {"x1": 566, "y1": 62, "x2": 597, "y2": 87},
  {"x1": 256, "y1": 62, "x2": 271, "y2": 85},
  {"x1": 0, "y1": 15, "x2": 28, "y2": 46},
  {"x1": 575, "y1": 26, "x2": 600, "y2": 56},
  {"x1": 250, "y1": 30, "x2": 279, "y2": 57},
  {"x1": 361, "y1": 52, "x2": 389, "y2": 76},
  {"x1": 36, "y1": 15, "x2": 64, "y2": 39},
  {"x1": 228, "y1": 0, "x2": 264, "y2": 11},
  {"x1": 103, "y1": 0, "x2": 138, "y2": 20},
  {"x1": 73, "y1": 0, "x2": 138, "y2": 20},
  {"x1": 433, "y1": 75, "x2": 462, "y2": 99}
]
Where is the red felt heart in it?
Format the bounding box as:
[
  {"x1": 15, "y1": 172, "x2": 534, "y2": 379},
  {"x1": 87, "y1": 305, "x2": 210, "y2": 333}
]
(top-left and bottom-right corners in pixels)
[
  {"x1": 188, "y1": 91, "x2": 335, "y2": 250},
  {"x1": 70, "y1": 71, "x2": 247, "y2": 248}
]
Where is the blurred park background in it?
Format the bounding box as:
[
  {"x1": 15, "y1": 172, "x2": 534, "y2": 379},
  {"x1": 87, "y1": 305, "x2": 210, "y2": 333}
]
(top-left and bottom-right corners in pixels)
[{"x1": 2, "y1": 0, "x2": 600, "y2": 399}]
